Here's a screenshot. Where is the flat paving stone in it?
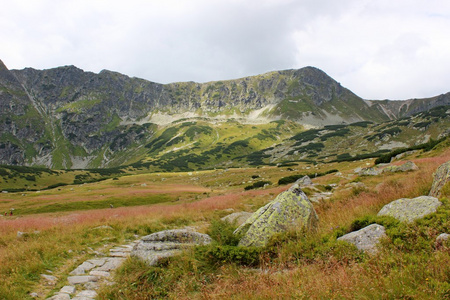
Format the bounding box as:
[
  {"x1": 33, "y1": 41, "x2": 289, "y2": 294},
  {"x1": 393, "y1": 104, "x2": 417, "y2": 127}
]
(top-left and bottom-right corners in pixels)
[
  {"x1": 94, "y1": 257, "x2": 125, "y2": 271},
  {"x1": 59, "y1": 285, "x2": 76, "y2": 294},
  {"x1": 70, "y1": 261, "x2": 95, "y2": 275},
  {"x1": 90, "y1": 270, "x2": 111, "y2": 277},
  {"x1": 67, "y1": 275, "x2": 98, "y2": 285},
  {"x1": 46, "y1": 293, "x2": 71, "y2": 300}
]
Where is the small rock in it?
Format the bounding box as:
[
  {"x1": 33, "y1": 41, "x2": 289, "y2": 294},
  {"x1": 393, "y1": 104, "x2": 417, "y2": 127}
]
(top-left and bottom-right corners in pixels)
[
  {"x1": 17, "y1": 231, "x2": 28, "y2": 238},
  {"x1": 41, "y1": 274, "x2": 57, "y2": 285},
  {"x1": 46, "y1": 293, "x2": 71, "y2": 300},
  {"x1": 297, "y1": 175, "x2": 313, "y2": 186},
  {"x1": 221, "y1": 212, "x2": 253, "y2": 226},
  {"x1": 29, "y1": 292, "x2": 39, "y2": 298},
  {"x1": 436, "y1": 233, "x2": 450, "y2": 248},
  {"x1": 59, "y1": 285, "x2": 76, "y2": 295},
  {"x1": 337, "y1": 224, "x2": 386, "y2": 254},
  {"x1": 377, "y1": 196, "x2": 441, "y2": 223}
]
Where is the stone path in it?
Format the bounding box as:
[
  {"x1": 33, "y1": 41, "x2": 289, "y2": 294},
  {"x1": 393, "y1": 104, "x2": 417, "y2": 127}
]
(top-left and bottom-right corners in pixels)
[{"x1": 46, "y1": 241, "x2": 139, "y2": 300}]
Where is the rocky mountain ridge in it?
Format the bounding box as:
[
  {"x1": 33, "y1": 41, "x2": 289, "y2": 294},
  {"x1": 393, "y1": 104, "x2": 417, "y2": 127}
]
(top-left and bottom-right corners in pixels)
[{"x1": 1, "y1": 59, "x2": 449, "y2": 168}]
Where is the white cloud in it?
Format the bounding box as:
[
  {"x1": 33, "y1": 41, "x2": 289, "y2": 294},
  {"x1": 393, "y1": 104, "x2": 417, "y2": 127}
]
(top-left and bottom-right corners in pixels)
[{"x1": 1, "y1": 0, "x2": 450, "y2": 99}]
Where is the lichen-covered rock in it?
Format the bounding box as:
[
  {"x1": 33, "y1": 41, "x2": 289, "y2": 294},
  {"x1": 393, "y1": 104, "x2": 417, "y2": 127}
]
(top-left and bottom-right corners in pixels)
[
  {"x1": 221, "y1": 212, "x2": 253, "y2": 226},
  {"x1": 337, "y1": 224, "x2": 386, "y2": 254},
  {"x1": 429, "y1": 161, "x2": 450, "y2": 198},
  {"x1": 382, "y1": 161, "x2": 419, "y2": 173},
  {"x1": 234, "y1": 179, "x2": 318, "y2": 247},
  {"x1": 358, "y1": 167, "x2": 380, "y2": 176},
  {"x1": 377, "y1": 196, "x2": 441, "y2": 223},
  {"x1": 132, "y1": 229, "x2": 211, "y2": 265}
]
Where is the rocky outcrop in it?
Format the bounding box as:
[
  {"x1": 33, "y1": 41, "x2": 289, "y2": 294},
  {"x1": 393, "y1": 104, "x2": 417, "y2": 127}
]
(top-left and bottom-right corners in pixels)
[
  {"x1": 221, "y1": 212, "x2": 253, "y2": 226},
  {"x1": 234, "y1": 179, "x2": 318, "y2": 247},
  {"x1": 131, "y1": 229, "x2": 212, "y2": 265},
  {"x1": 377, "y1": 196, "x2": 441, "y2": 223},
  {"x1": 337, "y1": 224, "x2": 386, "y2": 254},
  {"x1": 429, "y1": 161, "x2": 450, "y2": 198},
  {"x1": 382, "y1": 161, "x2": 419, "y2": 173}
]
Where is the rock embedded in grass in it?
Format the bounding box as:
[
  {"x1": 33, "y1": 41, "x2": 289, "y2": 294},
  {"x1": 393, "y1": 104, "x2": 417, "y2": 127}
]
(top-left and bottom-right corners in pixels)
[
  {"x1": 429, "y1": 160, "x2": 450, "y2": 198},
  {"x1": 221, "y1": 211, "x2": 253, "y2": 226},
  {"x1": 234, "y1": 179, "x2": 318, "y2": 247},
  {"x1": 132, "y1": 229, "x2": 212, "y2": 265},
  {"x1": 337, "y1": 224, "x2": 386, "y2": 254},
  {"x1": 382, "y1": 161, "x2": 419, "y2": 173},
  {"x1": 377, "y1": 196, "x2": 441, "y2": 223}
]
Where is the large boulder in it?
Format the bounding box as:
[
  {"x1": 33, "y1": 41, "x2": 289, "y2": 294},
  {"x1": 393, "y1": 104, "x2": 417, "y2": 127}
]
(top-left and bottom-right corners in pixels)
[
  {"x1": 234, "y1": 179, "x2": 319, "y2": 247},
  {"x1": 337, "y1": 224, "x2": 386, "y2": 254},
  {"x1": 377, "y1": 196, "x2": 441, "y2": 223},
  {"x1": 221, "y1": 212, "x2": 253, "y2": 226},
  {"x1": 131, "y1": 229, "x2": 211, "y2": 265},
  {"x1": 382, "y1": 161, "x2": 419, "y2": 173},
  {"x1": 429, "y1": 161, "x2": 450, "y2": 198}
]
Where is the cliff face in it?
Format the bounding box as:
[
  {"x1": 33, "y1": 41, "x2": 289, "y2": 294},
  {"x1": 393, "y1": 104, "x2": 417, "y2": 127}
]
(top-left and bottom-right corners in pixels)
[{"x1": 0, "y1": 59, "x2": 448, "y2": 168}]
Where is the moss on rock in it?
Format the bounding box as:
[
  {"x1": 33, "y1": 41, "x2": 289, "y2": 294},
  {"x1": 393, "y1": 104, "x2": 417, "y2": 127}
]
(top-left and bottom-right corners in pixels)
[{"x1": 234, "y1": 180, "x2": 319, "y2": 247}]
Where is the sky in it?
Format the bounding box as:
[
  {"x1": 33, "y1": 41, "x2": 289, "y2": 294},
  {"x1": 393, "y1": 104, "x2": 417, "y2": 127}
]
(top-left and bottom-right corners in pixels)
[{"x1": 1, "y1": 0, "x2": 450, "y2": 100}]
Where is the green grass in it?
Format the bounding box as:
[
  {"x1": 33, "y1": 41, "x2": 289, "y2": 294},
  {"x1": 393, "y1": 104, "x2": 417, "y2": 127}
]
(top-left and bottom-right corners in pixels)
[{"x1": 19, "y1": 194, "x2": 172, "y2": 215}]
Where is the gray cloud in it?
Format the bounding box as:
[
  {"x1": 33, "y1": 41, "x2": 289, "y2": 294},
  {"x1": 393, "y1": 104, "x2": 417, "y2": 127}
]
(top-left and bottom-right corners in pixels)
[{"x1": 1, "y1": 0, "x2": 450, "y2": 99}]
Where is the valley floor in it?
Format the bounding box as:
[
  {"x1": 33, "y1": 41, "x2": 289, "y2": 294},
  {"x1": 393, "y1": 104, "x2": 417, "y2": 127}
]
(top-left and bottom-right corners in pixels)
[{"x1": 0, "y1": 144, "x2": 449, "y2": 299}]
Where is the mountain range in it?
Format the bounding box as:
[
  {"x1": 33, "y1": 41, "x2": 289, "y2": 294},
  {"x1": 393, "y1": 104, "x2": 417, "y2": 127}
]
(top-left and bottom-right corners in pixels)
[{"x1": 0, "y1": 59, "x2": 449, "y2": 169}]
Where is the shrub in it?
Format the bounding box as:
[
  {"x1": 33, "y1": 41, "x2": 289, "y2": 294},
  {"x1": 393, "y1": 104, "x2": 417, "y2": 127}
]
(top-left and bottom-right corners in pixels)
[
  {"x1": 207, "y1": 219, "x2": 241, "y2": 246},
  {"x1": 195, "y1": 245, "x2": 261, "y2": 267},
  {"x1": 244, "y1": 181, "x2": 272, "y2": 190}
]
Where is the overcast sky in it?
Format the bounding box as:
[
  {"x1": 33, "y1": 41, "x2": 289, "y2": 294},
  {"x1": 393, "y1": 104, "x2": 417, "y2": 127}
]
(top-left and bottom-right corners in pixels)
[{"x1": 1, "y1": 0, "x2": 450, "y2": 100}]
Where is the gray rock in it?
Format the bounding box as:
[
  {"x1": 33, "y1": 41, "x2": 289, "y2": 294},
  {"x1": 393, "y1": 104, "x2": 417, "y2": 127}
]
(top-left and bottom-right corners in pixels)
[
  {"x1": 382, "y1": 161, "x2": 419, "y2": 173},
  {"x1": 74, "y1": 290, "x2": 98, "y2": 299},
  {"x1": 358, "y1": 167, "x2": 380, "y2": 176},
  {"x1": 234, "y1": 179, "x2": 318, "y2": 247},
  {"x1": 89, "y1": 270, "x2": 110, "y2": 277},
  {"x1": 429, "y1": 161, "x2": 450, "y2": 198},
  {"x1": 297, "y1": 175, "x2": 313, "y2": 186},
  {"x1": 46, "y1": 293, "x2": 71, "y2": 300},
  {"x1": 41, "y1": 274, "x2": 57, "y2": 285},
  {"x1": 93, "y1": 257, "x2": 125, "y2": 271},
  {"x1": 59, "y1": 285, "x2": 76, "y2": 295},
  {"x1": 67, "y1": 275, "x2": 98, "y2": 285},
  {"x1": 29, "y1": 292, "x2": 39, "y2": 298},
  {"x1": 221, "y1": 212, "x2": 253, "y2": 226},
  {"x1": 132, "y1": 229, "x2": 211, "y2": 265},
  {"x1": 70, "y1": 261, "x2": 95, "y2": 275},
  {"x1": 377, "y1": 196, "x2": 441, "y2": 223},
  {"x1": 337, "y1": 224, "x2": 386, "y2": 254},
  {"x1": 436, "y1": 233, "x2": 450, "y2": 248}
]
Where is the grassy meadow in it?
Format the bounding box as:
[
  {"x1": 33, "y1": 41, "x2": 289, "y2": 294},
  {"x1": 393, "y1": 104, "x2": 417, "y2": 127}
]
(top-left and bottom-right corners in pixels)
[{"x1": 0, "y1": 140, "x2": 449, "y2": 299}]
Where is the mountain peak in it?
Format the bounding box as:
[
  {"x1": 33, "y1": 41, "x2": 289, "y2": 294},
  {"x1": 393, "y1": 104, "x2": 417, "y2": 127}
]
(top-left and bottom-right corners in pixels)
[{"x1": 0, "y1": 59, "x2": 9, "y2": 72}]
